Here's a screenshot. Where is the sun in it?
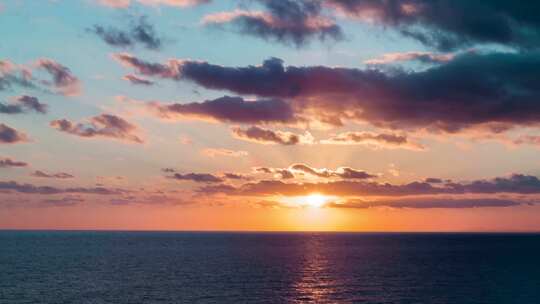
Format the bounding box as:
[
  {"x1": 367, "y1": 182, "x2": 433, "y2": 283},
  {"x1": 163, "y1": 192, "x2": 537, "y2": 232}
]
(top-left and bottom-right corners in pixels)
[
  {"x1": 277, "y1": 193, "x2": 336, "y2": 208},
  {"x1": 304, "y1": 193, "x2": 331, "y2": 208}
]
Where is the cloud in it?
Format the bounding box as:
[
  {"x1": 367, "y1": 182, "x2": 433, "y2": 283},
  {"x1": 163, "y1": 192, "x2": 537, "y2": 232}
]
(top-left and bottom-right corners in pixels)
[
  {"x1": 0, "y1": 123, "x2": 28, "y2": 144},
  {"x1": 335, "y1": 167, "x2": 378, "y2": 180},
  {"x1": 0, "y1": 60, "x2": 35, "y2": 91},
  {"x1": 121, "y1": 52, "x2": 540, "y2": 133},
  {"x1": 513, "y1": 135, "x2": 540, "y2": 147},
  {"x1": 31, "y1": 170, "x2": 74, "y2": 179},
  {"x1": 41, "y1": 196, "x2": 85, "y2": 207},
  {"x1": 254, "y1": 167, "x2": 295, "y2": 179},
  {"x1": 148, "y1": 96, "x2": 297, "y2": 124},
  {"x1": 50, "y1": 114, "x2": 143, "y2": 143},
  {"x1": 202, "y1": 148, "x2": 248, "y2": 158},
  {"x1": 168, "y1": 172, "x2": 223, "y2": 183},
  {"x1": 1, "y1": 58, "x2": 80, "y2": 96},
  {"x1": 223, "y1": 173, "x2": 250, "y2": 180},
  {"x1": 203, "y1": 0, "x2": 343, "y2": 47},
  {"x1": 109, "y1": 194, "x2": 192, "y2": 206},
  {"x1": 289, "y1": 163, "x2": 377, "y2": 180},
  {"x1": 327, "y1": 198, "x2": 523, "y2": 209},
  {"x1": 15, "y1": 95, "x2": 47, "y2": 113},
  {"x1": 35, "y1": 59, "x2": 81, "y2": 96},
  {"x1": 326, "y1": 0, "x2": 540, "y2": 51},
  {"x1": 112, "y1": 53, "x2": 181, "y2": 78},
  {"x1": 0, "y1": 95, "x2": 47, "y2": 114},
  {"x1": 0, "y1": 157, "x2": 28, "y2": 168},
  {"x1": 289, "y1": 163, "x2": 332, "y2": 178},
  {"x1": 232, "y1": 126, "x2": 313, "y2": 145},
  {"x1": 364, "y1": 51, "x2": 455, "y2": 65},
  {"x1": 97, "y1": 0, "x2": 131, "y2": 7},
  {"x1": 123, "y1": 74, "x2": 154, "y2": 86},
  {"x1": 200, "y1": 173, "x2": 540, "y2": 198},
  {"x1": 90, "y1": 16, "x2": 162, "y2": 50},
  {"x1": 274, "y1": 169, "x2": 295, "y2": 179},
  {"x1": 0, "y1": 180, "x2": 123, "y2": 195},
  {"x1": 321, "y1": 131, "x2": 424, "y2": 150},
  {"x1": 97, "y1": 0, "x2": 210, "y2": 8},
  {"x1": 425, "y1": 178, "x2": 444, "y2": 184},
  {"x1": 253, "y1": 164, "x2": 377, "y2": 181}
]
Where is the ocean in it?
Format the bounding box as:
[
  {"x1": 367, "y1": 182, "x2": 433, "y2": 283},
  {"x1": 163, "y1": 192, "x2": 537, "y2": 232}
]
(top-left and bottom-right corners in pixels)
[{"x1": 1, "y1": 231, "x2": 539, "y2": 303}]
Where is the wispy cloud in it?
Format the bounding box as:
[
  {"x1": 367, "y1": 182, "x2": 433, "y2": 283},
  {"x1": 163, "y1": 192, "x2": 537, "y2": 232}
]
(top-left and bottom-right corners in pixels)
[
  {"x1": 203, "y1": 0, "x2": 343, "y2": 47},
  {"x1": 50, "y1": 114, "x2": 143, "y2": 143},
  {"x1": 90, "y1": 16, "x2": 163, "y2": 50},
  {"x1": 232, "y1": 126, "x2": 313, "y2": 145},
  {"x1": 0, "y1": 123, "x2": 28, "y2": 144},
  {"x1": 202, "y1": 148, "x2": 248, "y2": 158},
  {"x1": 0, "y1": 95, "x2": 47, "y2": 114},
  {"x1": 0, "y1": 157, "x2": 28, "y2": 168},
  {"x1": 31, "y1": 170, "x2": 74, "y2": 179}
]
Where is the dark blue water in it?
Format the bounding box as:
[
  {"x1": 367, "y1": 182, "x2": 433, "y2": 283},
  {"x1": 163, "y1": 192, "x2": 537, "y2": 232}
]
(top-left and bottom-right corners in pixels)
[{"x1": 1, "y1": 232, "x2": 539, "y2": 303}]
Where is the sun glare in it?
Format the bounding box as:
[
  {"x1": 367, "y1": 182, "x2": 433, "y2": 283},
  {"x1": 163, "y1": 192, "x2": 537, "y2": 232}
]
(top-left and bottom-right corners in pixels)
[
  {"x1": 304, "y1": 193, "x2": 331, "y2": 208},
  {"x1": 278, "y1": 193, "x2": 336, "y2": 208}
]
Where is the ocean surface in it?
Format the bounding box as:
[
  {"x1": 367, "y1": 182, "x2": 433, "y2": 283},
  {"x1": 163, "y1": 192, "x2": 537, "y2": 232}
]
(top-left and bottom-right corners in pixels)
[{"x1": 1, "y1": 232, "x2": 539, "y2": 303}]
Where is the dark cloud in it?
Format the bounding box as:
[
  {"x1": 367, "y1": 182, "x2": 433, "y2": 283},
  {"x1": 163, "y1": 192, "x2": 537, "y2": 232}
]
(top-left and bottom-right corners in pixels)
[
  {"x1": 0, "y1": 181, "x2": 123, "y2": 195},
  {"x1": 327, "y1": 198, "x2": 523, "y2": 209},
  {"x1": 90, "y1": 16, "x2": 162, "y2": 50},
  {"x1": 31, "y1": 170, "x2": 74, "y2": 179},
  {"x1": 232, "y1": 126, "x2": 312, "y2": 145},
  {"x1": 16, "y1": 95, "x2": 47, "y2": 113},
  {"x1": 336, "y1": 167, "x2": 378, "y2": 180},
  {"x1": 0, "y1": 123, "x2": 27, "y2": 144},
  {"x1": 199, "y1": 174, "x2": 540, "y2": 197},
  {"x1": 326, "y1": 0, "x2": 540, "y2": 51},
  {"x1": 41, "y1": 197, "x2": 85, "y2": 207},
  {"x1": 1, "y1": 59, "x2": 79, "y2": 96},
  {"x1": 290, "y1": 163, "x2": 377, "y2": 180},
  {"x1": 123, "y1": 74, "x2": 154, "y2": 86},
  {"x1": 121, "y1": 52, "x2": 540, "y2": 133},
  {"x1": 36, "y1": 59, "x2": 81, "y2": 96},
  {"x1": 321, "y1": 131, "x2": 424, "y2": 150},
  {"x1": 0, "y1": 102, "x2": 22, "y2": 114},
  {"x1": 50, "y1": 114, "x2": 143, "y2": 143},
  {"x1": 169, "y1": 172, "x2": 223, "y2": 183},
  {"x1": 275, "y1": 169, "x2": 295, "y2": 179},
  {"x1": 113, "y1": 53, "x2": 180, "y2": 78},
  {"x1": 253, "y1": 164, "x2": 376, "y2": 181},
  {"x1": 425, "y1": 178, "x2": 443, "y2": 184},
  {"x1": 255, "y1": 167, "x2": 295, "y2": 179},
  {"x1": 0, "y1": 60, "x2": 35, "y2": 91},
  {"x1": 0, "y1": 157, "x2": 28, "y2": 168},
  {"x1": 0, "y1": 95, "x2": 47, "y2": 114},
  {"x1": 149, "y1": 96, "x2": 296, "y2": 124},
  {"x1": 203, "y1": 0, "x2": 343, "y2": 47},
  {"x1": 223, "y1": 173, "x2": 251, "y2": 180}
]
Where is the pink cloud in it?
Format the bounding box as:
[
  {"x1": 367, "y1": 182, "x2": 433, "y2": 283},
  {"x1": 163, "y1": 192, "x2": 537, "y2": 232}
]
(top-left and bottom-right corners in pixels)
[
  {"x1": 97, "y1": 0, "x2": 209, "y2": 8},
  {"x1": 364, "y1": 51, "x2": 455, "y2": 65}
]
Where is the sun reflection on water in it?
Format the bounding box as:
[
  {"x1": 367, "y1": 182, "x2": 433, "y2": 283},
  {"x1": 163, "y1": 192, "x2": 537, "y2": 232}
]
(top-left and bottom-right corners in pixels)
[{"x1": 291, "y1": 235, "x2": 340, "y2": 303}]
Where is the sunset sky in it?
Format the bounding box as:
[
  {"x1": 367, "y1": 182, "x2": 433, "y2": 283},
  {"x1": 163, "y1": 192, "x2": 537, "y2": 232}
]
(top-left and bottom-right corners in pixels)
[{"x1": 2, "y1": 0, "x2": 540, "y2": 231}]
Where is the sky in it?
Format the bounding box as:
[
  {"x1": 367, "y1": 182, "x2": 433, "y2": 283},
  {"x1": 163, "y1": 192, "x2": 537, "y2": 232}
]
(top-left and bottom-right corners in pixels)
[{"x1": 2, "y1": 0, "x2": 540, "y2": 231}]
